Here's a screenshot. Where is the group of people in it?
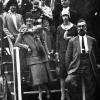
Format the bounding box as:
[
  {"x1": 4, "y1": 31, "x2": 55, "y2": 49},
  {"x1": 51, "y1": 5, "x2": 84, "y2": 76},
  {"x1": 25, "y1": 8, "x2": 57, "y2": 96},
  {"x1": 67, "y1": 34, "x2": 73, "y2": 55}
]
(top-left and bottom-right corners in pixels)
[{"x1": 0, "y1": 0, "x2": 100, "y2": 100}]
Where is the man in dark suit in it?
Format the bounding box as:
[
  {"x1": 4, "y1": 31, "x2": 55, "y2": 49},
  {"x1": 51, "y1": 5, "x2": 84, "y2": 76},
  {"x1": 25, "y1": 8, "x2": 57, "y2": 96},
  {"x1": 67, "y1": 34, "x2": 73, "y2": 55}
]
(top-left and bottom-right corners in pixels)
[{"x1": 65, "y1": 19, "x2": 100, "y2": 100}]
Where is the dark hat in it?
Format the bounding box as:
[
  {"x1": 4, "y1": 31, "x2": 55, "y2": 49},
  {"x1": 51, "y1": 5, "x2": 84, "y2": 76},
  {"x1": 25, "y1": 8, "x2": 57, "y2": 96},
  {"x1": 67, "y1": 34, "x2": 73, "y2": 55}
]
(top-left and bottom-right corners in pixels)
[
  {"x1": 5, "y1": 0, "x2": 18, "y2": 11},
  {"x1": 25, "y1": 12, "x2": 33, "y2": 19}
]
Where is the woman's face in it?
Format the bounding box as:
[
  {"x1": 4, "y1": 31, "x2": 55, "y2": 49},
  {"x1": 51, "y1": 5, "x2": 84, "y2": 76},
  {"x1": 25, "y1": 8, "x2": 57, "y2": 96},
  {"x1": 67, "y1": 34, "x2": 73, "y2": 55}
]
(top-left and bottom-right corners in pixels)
[
  {"x1": 62, "y1": 15, "x2": 69, "y2": 22},
  {"x1": 61, "y1": 0, "x2": 70, "y2": 8},
  {"x1": 26, "y1": 18, "x2": 33, "y2": 27}
]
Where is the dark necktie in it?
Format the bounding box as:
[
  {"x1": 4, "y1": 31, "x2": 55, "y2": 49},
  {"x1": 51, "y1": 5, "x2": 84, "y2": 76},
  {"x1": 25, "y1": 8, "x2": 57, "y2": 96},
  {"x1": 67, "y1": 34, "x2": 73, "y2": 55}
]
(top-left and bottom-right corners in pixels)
[{"x1": 82, "y1": 36, "x2": 85, "y2": 54}]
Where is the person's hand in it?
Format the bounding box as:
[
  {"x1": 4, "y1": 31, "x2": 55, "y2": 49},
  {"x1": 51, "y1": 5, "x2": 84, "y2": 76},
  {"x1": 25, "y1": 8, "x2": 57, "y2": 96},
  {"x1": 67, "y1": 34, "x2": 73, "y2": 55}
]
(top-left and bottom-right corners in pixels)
[
  {"x1": 65, "y1": 74, "x2": 77, "y2": 86},
  {"x1": 26, "y1": 45, "x2": 32, "y2": 54},
  {"x1": 8, "y1": 34, "x2": 15, "y2": 39},
  {"x1": 27, "y1": 47, "x2": 31, "y2": 52},
  {"x1": 56, "y1": 67, "x2": 60, "y2": 75},
  {"x1": 19, "y1": 24, "x2": 27, "y2": 33},
  {"x1": 55, "y1": 52, "x2": 59, "y2": 62}
]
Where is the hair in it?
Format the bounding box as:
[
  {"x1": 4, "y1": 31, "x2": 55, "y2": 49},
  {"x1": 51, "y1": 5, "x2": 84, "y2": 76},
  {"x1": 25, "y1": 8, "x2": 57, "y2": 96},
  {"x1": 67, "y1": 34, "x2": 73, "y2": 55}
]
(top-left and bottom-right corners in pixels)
[
  {"x1": 25, "y1": 12, "x2": 33, "y2": 19},
  {"x1": 77, "y1": 19, "x2": 86, "y2": 25}
]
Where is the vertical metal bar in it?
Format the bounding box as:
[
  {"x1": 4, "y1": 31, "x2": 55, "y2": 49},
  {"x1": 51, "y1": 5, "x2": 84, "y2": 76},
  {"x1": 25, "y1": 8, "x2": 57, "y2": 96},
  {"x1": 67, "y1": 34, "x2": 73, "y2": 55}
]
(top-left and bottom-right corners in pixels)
[
  {"x1": 12, "y1": 48, "x2": 17, "y2": 100},
  {"x1": 15, "y1": 47, "x2": 22, "y2": 100},
  {"x1": 82, "y1": 77, "x2": 85, "y2": 100}
]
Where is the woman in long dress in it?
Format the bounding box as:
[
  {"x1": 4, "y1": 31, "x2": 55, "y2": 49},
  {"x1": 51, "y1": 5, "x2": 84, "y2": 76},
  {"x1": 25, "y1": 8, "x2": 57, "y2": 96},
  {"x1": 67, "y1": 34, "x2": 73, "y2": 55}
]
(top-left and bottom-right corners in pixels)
[{"x1": 15, "y1": 12, "x2": 53, "y2": 100}]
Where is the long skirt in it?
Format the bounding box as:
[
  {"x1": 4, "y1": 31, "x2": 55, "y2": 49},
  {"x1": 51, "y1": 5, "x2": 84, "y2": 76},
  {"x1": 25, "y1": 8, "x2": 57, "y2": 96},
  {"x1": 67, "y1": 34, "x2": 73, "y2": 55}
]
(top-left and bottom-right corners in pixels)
[{"x1": 30, "y1": 62, "x2": 53, "y2": 86}]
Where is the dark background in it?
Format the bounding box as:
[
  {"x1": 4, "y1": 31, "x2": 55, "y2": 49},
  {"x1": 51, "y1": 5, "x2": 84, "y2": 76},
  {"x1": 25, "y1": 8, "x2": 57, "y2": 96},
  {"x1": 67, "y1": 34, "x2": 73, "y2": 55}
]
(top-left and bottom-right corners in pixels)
[{"x1": 53, "y1": 0, "x2": 100, "y2": 47}]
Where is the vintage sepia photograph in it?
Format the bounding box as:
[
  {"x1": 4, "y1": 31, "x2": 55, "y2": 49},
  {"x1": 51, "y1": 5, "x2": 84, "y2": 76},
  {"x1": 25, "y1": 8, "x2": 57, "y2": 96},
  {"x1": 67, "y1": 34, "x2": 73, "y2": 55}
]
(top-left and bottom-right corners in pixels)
[{"x1": 0, "y1": 0, "x2": 100, "y2": 100}]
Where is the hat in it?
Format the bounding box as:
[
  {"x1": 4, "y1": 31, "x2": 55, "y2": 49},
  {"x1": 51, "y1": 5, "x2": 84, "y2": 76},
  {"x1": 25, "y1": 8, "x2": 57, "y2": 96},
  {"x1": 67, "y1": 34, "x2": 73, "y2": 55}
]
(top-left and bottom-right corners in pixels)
[
  {"x1": 5, "y1": 0, "x2": 18, "y2": 11},
  {"x1": 25, "y1": 12, "x2": 33, "y2": 19},
  {"x1": 61, "y1": 8, "x2": 70, "y2": 16}
]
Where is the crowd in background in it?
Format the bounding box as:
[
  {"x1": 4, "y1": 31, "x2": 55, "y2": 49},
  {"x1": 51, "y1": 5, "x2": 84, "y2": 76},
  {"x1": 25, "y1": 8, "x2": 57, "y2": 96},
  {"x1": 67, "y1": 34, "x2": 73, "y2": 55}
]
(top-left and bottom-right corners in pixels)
[{"x1": 0, "y1": 0, "x2": 100, "y2": 100}]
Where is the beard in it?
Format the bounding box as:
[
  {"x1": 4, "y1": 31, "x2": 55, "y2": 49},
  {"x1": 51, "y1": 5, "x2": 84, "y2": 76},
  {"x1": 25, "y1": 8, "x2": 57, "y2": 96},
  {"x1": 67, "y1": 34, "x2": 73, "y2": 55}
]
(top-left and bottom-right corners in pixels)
[{"x1": 79, "y1": 29, "x2": 86, "y2": 36}]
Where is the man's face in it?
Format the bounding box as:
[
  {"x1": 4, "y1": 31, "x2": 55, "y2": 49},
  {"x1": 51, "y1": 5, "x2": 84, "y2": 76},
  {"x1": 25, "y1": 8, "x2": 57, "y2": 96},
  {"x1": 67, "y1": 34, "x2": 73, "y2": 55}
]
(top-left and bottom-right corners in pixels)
[
  {"x1": 61, "y1": 0, "x2": 70, "y2": 8},
  {"x1": 10, "y1": 5, "x2": 16, "y2": 12},
  {"x1": 77, "y1": 21, "x2": 87, "y2": 33},
  {"x1": 32, "y1": 1, "x2": 39, "y2": 9}
]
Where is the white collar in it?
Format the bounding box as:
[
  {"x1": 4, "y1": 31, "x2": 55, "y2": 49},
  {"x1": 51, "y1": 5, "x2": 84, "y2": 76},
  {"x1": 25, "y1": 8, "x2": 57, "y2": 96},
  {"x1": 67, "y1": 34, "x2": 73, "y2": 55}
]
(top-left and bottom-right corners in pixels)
[
  {"x1": 61, "y1": 22, "x2": 73, "y2": 30},
  {"x1": 63, "y1": 7, "x2": 70, "y2": 11}
]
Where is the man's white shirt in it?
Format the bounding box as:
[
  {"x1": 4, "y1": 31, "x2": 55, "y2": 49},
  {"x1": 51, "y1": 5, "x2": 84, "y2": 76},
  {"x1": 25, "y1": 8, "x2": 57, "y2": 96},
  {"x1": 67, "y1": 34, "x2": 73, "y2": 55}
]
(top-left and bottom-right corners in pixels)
[
  {"x1": 11, "y1": 13, "x2": 17, "y2": 30},
  {"x1": 79, "y1": 34, "x2": 88, "y2": 53}
]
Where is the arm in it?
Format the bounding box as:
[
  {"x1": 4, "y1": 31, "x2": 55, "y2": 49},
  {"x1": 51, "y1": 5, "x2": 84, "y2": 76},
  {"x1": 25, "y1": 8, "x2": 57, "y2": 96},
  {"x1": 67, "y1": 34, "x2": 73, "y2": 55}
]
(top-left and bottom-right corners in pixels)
[
  {"x1": 64, "y1": 25, "x2": 78, "y2": 40},
  {"x1": 93, "y1": 38, "x2": 100, "y2": 64},
  {"x1": 56, "y1": 27, "x2": 60, "y2": 53},
  {"x1": 15, "y1": 33, "x2": 29, "y2": 50},
  {"x1": 40, "y1": 29, "x2": 50, "y2": 55},
  {"x1": 3, "y1": 15, "x2": 14, "y2": 39},
  {"x1": 55, "y1": 28, "x2": 60, "y2": 60},
  {"x1": 65, "y1": 39, "x2": 73, "y2": 72}
]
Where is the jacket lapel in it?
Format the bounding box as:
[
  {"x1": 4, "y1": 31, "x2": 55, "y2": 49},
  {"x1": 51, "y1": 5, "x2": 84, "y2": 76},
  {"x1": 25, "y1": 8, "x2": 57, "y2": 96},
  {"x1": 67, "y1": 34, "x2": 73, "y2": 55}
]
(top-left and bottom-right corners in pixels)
[
  {"x1": 75, "y1": 36, "x2": 81, "y2": 53},
  {"x1": 9, "y1": 13, "x2": 17, "y2": 30},
  {"x1": 87, "y1": 35, "x2": 92, "y2": 53},
  {"x1": 16, "y1": 14, "x2": 18, "y2": 28}
]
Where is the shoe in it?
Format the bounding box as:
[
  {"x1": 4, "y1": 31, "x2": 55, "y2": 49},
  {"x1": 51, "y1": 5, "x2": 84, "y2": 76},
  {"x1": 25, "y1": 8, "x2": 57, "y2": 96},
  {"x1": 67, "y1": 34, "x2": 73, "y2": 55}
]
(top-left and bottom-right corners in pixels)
[
  {"x1": 46, "y1": 91, "x2": 51, "y2": 100},
  {"x1": 38, "y1": 93, "x2": 42, "y2": 100}
]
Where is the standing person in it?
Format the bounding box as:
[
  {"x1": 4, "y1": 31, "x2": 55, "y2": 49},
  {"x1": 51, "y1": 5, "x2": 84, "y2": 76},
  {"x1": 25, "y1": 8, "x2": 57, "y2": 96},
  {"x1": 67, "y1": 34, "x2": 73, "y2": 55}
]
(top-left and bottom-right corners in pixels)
[
  {"x1": 55, "y1": 10, "x2": 77, "y2": 100},
  {"x1": 3, "y1": 1, "x2": 24, "y2": 54},
  {"x1": 40, "y1": 0, "x2": 53, "y2": 52},
  {"x1": 19, "y1": 0, "x2": 33, "y2": 22},
  {"x1": 15, "y1": 12, "x2": 53, "y2": 100},
  {"x1": 3, "y1": 1, "x2": 24, "y2": 41},
  {"x1": 65, "y1": 19, "x2": 100, "y2": 100},
  {"x1": 53, "y1": 0, "x2": 79, "y2": 28}
]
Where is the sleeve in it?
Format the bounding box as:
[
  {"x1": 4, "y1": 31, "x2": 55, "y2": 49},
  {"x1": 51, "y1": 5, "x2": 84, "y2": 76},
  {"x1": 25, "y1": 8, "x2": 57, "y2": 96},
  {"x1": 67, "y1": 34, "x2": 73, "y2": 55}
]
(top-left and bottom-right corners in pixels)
[
  {"x1": 15, "y1": 33, "x2": 29, "y2": 49},
  {"x1": 65, "y1": 39, "x2": 73, "y2": 71},
  {"x1": 40, "y1": 29, "x2": 50, "y2": 55},
  {"x1": 3, "y1": 15, "x2": 12, "y2": 36},
  {"x1": 56, "y1": 27, "x2": 60, "y2": 52},
  {"x1": 93, "y1": 38, "x2": 100, "y2": 64}
]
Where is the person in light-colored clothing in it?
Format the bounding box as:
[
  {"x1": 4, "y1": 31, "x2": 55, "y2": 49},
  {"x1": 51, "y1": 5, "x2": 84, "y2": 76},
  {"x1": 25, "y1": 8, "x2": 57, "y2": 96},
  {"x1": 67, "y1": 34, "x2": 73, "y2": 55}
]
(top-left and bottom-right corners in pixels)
[{"x1": 15, "y1": 12, "x2": 53, "y2": 100}]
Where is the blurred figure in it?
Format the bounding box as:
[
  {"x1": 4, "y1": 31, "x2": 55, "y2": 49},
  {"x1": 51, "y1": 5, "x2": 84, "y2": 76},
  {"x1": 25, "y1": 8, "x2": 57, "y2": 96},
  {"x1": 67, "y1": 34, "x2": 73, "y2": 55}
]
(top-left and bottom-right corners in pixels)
[
  {"x1": 31, "y1": 0, "x2": 43, "y2": 26},
  {"x1": 53, "y1": 0, "x2": 79, "y2": 28},
  {"x1": 56, "y1": 9, "x2": 77, "y2": 100},
  {"x1": 3, "y1": 1, "x2": 24, "y2": 54},
  {"x1": 65, "y1": 19, "x2": 100, "y2": 100},
  {"x1": 19, "y1": 0, "x2": 33, "y2": 21},
  {"x1": 15, "y1": 12, "x2": 53, "y2": 100},
  {"x1": 40, "y1": 0, "x2": 54, "y2": 52}
]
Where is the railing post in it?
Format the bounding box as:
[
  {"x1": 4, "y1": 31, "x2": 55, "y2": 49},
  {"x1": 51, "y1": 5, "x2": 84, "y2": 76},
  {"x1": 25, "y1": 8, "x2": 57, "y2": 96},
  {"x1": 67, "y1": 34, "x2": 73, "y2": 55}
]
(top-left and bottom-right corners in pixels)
[{"x1": 13, "y1": 47, "x2": 22, "y2": 100}]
